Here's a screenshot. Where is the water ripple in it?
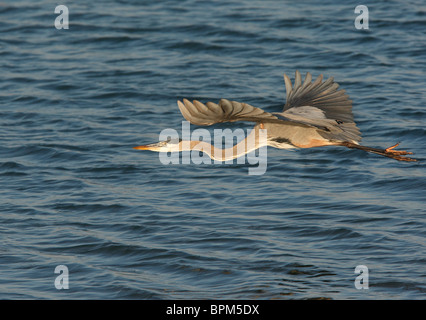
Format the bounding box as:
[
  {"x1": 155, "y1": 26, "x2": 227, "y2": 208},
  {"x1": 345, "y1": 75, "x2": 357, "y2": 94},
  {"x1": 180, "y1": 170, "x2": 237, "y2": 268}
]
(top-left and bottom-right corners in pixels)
[{"x1": 0, "y1": 0, "x2": 425, "y2": 300}]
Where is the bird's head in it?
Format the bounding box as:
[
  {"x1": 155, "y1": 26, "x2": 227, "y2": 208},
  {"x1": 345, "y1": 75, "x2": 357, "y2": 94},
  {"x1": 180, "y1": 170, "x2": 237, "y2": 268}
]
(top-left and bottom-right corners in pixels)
[{"x1": 133, "y1": 138, "x2": 182, "y2": 152}]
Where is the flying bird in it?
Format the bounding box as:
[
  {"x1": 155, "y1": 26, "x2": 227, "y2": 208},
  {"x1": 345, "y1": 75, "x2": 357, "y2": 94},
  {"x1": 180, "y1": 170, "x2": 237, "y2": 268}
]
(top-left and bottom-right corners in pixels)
[{"x1": 134, "y1": 71, "x2": 416, "y2": 162}]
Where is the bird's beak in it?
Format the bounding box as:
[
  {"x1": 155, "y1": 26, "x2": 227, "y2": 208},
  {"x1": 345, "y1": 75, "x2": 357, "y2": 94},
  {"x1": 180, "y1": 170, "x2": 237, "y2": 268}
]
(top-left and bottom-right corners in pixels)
[
  {"x1": 133, "y1": 141, "x2": 161, "y2": 151},
  {"x1": 133, "y1": 145, "x2": 150, "y2": 150}
]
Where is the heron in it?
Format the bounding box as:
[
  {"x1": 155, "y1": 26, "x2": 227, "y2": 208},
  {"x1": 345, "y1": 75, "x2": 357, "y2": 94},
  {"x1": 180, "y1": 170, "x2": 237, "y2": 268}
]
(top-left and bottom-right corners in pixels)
[{"x1": 134, "y1": 71, "x2": 416, "y2": 162}]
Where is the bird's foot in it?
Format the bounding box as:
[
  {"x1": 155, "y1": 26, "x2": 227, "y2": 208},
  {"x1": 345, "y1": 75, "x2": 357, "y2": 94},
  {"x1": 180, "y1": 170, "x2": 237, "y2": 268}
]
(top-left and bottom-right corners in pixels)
[
  {"x1": 385, "y1": 143, "x2": 413, "y2": 155},
  {"x1": 384, "y1": 143, "x2": 416, "y2": 161}
]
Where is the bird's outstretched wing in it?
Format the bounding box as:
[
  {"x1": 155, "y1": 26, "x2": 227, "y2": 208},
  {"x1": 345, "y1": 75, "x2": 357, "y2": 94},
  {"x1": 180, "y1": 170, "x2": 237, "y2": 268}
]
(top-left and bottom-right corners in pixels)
[
  {"x1": 177, "y1": 71, "x2": 361, "y2": 143},
  {"x1": 283, "y1": 70, "x2": 354, "y2": 122},
  {"x1": 280, "y1": 71, "x2": 361, "y2": 142},
  {"x1": 177, "y1": 98, "x2": 282, "y2": 126}
]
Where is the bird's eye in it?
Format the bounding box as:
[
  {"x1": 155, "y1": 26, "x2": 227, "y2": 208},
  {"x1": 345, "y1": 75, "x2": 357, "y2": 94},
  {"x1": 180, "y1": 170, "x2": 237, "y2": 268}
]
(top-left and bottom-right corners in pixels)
[{"x1": 165, "y1": 137, "x2": 181, "y2": 145}]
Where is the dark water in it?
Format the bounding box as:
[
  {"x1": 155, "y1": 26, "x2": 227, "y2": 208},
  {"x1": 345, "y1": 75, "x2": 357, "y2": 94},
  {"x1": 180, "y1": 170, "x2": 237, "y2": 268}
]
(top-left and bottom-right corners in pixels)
[{"x1": 1, "y1": 0, "x2": 425, "y2": 299}]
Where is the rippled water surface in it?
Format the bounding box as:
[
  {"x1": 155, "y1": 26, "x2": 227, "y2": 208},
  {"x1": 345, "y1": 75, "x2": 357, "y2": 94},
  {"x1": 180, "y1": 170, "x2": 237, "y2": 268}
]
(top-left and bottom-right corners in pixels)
[{"x1": 1, "y1": 0, "x2": 425, "y2": 299}]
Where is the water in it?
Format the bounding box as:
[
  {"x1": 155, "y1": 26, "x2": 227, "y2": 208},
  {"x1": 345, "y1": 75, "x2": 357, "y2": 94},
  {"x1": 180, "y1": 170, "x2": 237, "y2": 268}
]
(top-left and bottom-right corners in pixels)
[{"x1": 0, "y1": 0, "x2": 425, "y2": 299}]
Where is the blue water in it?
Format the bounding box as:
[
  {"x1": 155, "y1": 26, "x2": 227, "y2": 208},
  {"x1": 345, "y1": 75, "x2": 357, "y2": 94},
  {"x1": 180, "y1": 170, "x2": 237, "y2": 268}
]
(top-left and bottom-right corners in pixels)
[{"x1": 1, "y1": 0, "x2": 425, "y2": 299}]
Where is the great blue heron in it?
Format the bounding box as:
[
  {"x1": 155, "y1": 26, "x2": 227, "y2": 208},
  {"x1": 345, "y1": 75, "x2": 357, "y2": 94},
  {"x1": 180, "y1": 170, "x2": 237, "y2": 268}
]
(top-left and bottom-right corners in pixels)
[{"x1": 134, "y1": 71, "x2": 416, "y2": 162}]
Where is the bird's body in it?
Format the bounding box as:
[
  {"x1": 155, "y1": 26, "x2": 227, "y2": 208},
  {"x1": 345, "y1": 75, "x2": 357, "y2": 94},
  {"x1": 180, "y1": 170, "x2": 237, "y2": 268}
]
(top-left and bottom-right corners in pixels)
[{"x1": 135, "y1": 71, "x2": 416, "y2": 162}]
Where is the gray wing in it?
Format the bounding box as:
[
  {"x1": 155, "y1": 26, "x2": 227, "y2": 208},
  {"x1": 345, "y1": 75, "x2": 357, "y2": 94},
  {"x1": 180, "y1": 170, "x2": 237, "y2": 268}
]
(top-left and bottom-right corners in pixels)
[
  {"x1": 177, "y1": 98, "x2": 283, "y2": 126},
  {"x1": 283, "y1": 70, "x2": 354, "y2": 122},
  {"x1": 280, "y1": 71, "x2": 361, "y2": 142}
]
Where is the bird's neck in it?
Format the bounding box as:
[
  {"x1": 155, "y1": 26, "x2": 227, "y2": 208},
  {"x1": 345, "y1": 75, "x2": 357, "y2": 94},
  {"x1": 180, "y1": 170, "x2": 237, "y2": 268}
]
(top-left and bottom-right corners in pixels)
[{"x1": 178, "y1": 126, "x2": 267, "y2": 161}]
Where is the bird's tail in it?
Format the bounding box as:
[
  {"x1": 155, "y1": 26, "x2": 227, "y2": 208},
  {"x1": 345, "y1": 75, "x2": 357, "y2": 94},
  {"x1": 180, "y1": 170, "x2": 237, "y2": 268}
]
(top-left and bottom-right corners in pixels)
[{"x1": 339, "y1": 142, "x2": 417, "y2": 162}]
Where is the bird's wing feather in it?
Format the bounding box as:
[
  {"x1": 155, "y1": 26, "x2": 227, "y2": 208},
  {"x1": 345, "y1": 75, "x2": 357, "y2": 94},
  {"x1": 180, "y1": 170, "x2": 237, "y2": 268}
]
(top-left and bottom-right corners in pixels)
[
  {"x1": 177, "y1": 98, "x2": 283, "y2": 126},
  {"x1": 283, "y1": 70, "x2": 354, "y2": 123},
  {"x1": 281, "y1": 71, "x2": 361, "y2": 142}
]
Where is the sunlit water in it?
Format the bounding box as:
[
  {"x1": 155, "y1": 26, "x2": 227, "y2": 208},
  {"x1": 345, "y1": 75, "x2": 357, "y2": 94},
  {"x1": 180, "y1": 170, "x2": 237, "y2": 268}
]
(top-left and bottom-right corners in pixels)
[{"x1": 0, "y1": 0, "x2": 425, "y2": 299}]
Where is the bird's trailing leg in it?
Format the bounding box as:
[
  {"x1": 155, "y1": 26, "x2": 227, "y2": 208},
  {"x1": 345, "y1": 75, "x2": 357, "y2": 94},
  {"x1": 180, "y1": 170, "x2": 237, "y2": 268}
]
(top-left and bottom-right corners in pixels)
[{"x1": 340, "y1": 141, "x2": 417, "y2": 162}]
